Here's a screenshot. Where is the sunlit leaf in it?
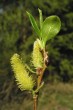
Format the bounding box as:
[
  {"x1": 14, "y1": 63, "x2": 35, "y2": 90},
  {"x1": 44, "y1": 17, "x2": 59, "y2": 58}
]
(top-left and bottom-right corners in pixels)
[
  {"x1": 41, "y1": 15, "x2": 61, "y2": 47},
  {"x1": 27, "y1": 11, "x2": 40, "y2": 37}
]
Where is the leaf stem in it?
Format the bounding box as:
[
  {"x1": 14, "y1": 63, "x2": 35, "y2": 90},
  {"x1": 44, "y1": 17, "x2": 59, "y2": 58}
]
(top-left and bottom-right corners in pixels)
[{"x1": 25, "y1": 64, "x2": 36, "y2": 73}]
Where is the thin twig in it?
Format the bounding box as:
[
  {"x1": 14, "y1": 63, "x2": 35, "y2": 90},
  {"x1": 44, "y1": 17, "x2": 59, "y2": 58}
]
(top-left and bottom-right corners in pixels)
[{"x1": 33, "y1": 94, "x2": 38, "y2": 110}]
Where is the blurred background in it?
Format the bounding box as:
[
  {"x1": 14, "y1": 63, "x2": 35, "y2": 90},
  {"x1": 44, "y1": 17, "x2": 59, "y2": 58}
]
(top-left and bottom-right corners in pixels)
[{"x1": 0, "y1": 0, "x2": 73, "y2": 110}]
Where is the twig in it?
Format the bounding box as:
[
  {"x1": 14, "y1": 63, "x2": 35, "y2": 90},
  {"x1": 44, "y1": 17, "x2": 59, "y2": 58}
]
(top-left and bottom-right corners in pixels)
[
  {"x1": 33, "y1": 94, "x2": 38, "y2": 110},
  {"x1": 33, "y1": 49, "x2": 48, "y2": 110}
]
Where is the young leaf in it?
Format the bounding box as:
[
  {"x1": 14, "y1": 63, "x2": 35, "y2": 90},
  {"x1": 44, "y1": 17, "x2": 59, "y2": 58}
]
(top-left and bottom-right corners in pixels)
[
  {"x1": 38, "y1": 9, "x2": 43, "y2": 30},
  {"x1": 27, "y1": 11, "x2": 40, "y2": 37},
  {"x1": 41, "y1": 15, "x2": 61, "y2": 47}
]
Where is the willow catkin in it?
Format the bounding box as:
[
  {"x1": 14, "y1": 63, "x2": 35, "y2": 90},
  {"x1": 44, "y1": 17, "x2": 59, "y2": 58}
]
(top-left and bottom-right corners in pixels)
[
  {"x1": 32, "y1": 39, "x2": 44, "y2": 68},
  {"x1": 10, "y1": 54, "x2": 35, "y2": 91}
]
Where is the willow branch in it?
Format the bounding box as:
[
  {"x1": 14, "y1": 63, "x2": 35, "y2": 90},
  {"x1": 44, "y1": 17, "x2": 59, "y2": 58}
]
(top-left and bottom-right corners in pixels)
[{"x1": 33, "y1": 94, "x2": 38, "y2": 110}]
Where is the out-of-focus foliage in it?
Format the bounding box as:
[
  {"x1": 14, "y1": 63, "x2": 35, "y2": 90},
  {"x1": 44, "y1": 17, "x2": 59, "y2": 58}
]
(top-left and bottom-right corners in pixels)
[{"x1": 0, "y1": 0, "x2": 73, "y2": 109}]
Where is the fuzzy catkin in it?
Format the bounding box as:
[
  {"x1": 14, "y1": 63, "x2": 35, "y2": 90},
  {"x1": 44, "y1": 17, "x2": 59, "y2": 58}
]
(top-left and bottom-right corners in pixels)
[
  {"x1": 10, "y1": 54, "x2": 34, "y2": 91},
  {"x1": 32, "y1": 39, "x2": 44, "y2": 68}
]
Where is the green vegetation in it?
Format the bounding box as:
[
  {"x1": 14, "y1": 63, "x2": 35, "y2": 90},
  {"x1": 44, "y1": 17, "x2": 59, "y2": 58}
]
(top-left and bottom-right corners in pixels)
[{"x1": 0, "y1": 0, "x2": 73, "y2": 110}]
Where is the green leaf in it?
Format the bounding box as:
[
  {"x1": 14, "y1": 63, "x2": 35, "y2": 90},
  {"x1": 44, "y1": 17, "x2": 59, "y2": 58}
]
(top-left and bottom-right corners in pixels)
[
  {"x1": 27, "y1": 11, "x2": 40, "y2": 37},
  {"x1": 41, "y1": 15, "x2": 61, "y2": 47},
  {"x1": 38, "y1": 9, "x2": 43, "y2": 30}
]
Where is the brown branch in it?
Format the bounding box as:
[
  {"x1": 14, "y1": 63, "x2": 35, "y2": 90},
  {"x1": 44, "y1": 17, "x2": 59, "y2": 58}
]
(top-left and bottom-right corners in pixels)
[
  {"x1": 33, "y1": 49, "x2": 48, "y2": 110},
  {"x1": 37, "y1": 67, "x2": 46, "y2": 87},
  {"x1": 37, "y1": 49, "x2": 48, "y2": 87},
  {"x1": 33, "y1": 94, "x2": 38, "y2": 110}
]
